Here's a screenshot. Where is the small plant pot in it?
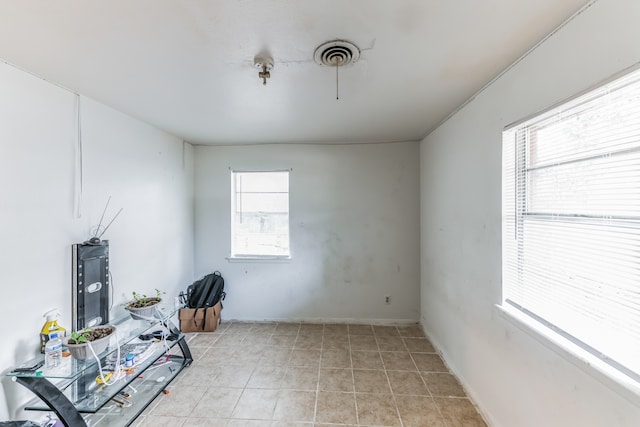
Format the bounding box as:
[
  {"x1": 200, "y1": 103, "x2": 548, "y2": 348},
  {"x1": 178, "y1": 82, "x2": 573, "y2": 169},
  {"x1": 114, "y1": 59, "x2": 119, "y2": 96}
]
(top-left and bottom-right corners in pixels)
[
  {"x1": 125, "y1": 298, "x2": 162, "y2": 320},
  {"x1": 65, "y1": 326, "x2": 116, "y2": 360}
]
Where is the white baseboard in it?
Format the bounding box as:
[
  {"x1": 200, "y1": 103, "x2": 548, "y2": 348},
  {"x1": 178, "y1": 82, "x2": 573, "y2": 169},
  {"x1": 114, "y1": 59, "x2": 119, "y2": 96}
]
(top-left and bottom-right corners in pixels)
[{"x1": 221, "y1": 316, "x2": 420, "y2": 325}]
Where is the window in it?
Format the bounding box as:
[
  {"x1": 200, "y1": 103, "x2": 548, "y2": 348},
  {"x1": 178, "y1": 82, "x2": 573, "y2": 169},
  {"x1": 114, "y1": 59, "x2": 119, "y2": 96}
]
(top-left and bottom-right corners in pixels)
[
  {"x1": 502, "y1": 67, "x2": 640, "y2": 383},
  {"x1": 231, "y1": 170, "x2": 290, "y2": 258}
]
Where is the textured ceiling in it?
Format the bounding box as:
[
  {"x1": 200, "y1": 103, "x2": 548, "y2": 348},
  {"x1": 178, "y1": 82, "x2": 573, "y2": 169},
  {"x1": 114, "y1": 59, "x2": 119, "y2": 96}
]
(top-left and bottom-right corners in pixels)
[{"x1": 0, "y1": 1, "x2": 591, "y2": 145}]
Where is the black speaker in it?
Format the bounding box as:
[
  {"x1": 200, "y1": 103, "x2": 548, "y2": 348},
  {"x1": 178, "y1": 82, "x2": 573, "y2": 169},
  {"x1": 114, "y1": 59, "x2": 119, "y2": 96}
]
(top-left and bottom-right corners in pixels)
[{"x1": 72, "y1": 241, "x2": 109, "y2": 330}]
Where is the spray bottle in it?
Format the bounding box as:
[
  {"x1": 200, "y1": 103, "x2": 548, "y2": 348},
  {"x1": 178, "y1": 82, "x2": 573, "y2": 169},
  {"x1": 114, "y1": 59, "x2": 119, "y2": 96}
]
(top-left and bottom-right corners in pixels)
[{"x1": 40, "y1": 309, "x2": 66, "y2": 354}]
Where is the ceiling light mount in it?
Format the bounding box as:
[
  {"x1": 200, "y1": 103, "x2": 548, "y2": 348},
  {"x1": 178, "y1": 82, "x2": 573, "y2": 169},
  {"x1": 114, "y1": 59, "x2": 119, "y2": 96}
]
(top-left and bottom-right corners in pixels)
[{"x1": 254, "y1": 56, "x2": 274, "y2": 86}]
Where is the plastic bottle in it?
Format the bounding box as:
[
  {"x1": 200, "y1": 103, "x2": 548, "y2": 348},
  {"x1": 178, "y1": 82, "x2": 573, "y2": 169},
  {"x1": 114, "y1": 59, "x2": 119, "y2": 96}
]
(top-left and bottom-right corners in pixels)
[
  {"x1": 125, "y1": 353, "x2": 135, "y2": 368},
  {"x1": 40, "y1": 309, "x2": 66, "y2": 354},
  {"x1": 45, "y1": 332, "x2": 62, "y2": 369}
]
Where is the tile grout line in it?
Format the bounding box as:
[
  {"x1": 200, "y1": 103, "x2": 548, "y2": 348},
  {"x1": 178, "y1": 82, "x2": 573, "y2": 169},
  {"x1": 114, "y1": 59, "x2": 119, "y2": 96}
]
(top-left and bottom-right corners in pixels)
[
  {"x1": 348, "y1": 325, "x2": 360, "y2": 426},
  {"x1": 267, "y1": 323, "x2": 280, "y2": 422},
  {"x1": 405, "y1": 333, "x2": 451, "y2": 427},
  {"x1": 176, "y1": 332, "x2": 221, "y2": 422},
  {"x1": 312, "y1": 323, "x2": 324, "y2": 425},
  {"x1": 225, "y1": 322, "x2": 248, "y2": 421},
  {"x1": 278, "y1": 321, "x2": 301, "y2": 423},
  {"x1": 384, "y1": 326, "x2": 406, "y2": 427}
]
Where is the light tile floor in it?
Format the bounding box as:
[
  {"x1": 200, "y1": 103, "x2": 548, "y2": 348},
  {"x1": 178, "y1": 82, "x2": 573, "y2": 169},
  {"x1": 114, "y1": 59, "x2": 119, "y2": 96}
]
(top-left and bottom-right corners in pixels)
[{"x1": 133, "y1": 322, "x2": 487, "y2": 427}]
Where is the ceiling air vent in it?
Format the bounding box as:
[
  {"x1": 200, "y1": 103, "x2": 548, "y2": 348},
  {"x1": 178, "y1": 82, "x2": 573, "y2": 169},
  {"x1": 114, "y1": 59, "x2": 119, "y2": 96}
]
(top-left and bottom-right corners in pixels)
[{"x1": 313, "y1": 40, "x2": 360, "y2": 67}]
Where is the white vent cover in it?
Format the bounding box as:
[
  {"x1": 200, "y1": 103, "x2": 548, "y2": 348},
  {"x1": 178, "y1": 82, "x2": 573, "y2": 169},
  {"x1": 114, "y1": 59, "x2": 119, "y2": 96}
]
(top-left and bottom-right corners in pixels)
[{"x1": 314, "y1": 40, "x2": 360, "y2": 67}]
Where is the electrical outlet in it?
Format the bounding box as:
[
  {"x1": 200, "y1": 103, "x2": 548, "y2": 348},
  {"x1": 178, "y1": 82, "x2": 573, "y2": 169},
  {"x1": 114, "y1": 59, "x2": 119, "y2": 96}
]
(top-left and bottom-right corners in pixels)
[{"x1": 384, "y1": 295, "x2": 391, "y2": 305}]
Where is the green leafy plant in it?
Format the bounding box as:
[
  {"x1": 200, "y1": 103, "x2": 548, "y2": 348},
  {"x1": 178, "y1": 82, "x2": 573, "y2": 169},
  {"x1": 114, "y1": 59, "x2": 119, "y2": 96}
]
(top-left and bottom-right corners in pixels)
[
  {"x1": 127, "y1": 289, "x2": 165, "y2": 309},
  {"x1": 67, "y1": 326, "x2": 114, "y2": 344}
]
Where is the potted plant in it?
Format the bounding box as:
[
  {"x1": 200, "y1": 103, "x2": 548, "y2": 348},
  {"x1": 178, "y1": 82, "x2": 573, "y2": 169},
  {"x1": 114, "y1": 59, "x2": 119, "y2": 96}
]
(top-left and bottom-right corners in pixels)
[
  {"x1": 124, "y1": 289, "x2": 164, "y2": 320},
  {"x1": 65, "y1": 325, "x2": 116, "y2": 360}
]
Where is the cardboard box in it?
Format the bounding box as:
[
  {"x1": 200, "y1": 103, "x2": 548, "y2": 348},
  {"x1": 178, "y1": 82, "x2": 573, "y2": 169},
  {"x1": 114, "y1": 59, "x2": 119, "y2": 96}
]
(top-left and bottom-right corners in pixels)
[{"x1": 179, "y1": 301, "x2": 222, "y2": 333}]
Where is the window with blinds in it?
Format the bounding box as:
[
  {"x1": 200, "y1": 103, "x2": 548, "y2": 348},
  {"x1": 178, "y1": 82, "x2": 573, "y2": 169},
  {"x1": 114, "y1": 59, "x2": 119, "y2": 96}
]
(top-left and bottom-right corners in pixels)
[
  {"x1": 231, "y1": 170, "x2": 290, "y2": 258},
  {"x1": 502, "y1": 67, "x2": 640, "y2": 382}
]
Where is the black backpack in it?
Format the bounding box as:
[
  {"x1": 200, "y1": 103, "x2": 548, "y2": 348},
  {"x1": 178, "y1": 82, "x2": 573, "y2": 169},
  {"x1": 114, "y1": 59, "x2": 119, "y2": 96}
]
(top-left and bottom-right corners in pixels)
[
  {"x1": 180, "y1": 271, "x2": 226, "y2": 332},
  {"x1": 185, "y1": 271, "x2": 226, "y2": 309}
]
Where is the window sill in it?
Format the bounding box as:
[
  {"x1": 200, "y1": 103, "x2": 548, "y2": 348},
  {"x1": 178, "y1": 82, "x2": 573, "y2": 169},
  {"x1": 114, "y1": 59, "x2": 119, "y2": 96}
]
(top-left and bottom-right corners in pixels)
[
  {"x1": 494, "y1": 304, "x2": 640, "y2": 406},
  {"x1": 226, "y1": 256, "x2": 292, "y2": 263}
]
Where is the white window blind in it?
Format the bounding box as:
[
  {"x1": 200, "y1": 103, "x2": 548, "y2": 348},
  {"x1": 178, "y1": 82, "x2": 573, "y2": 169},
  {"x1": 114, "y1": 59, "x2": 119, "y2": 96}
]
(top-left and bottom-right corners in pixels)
[
  {"x1": 231, "y1": 170, "x2": 290, "y2": 258},
  {"x1": 502, "y1": 67, "x2": 640, "y2": 382}
]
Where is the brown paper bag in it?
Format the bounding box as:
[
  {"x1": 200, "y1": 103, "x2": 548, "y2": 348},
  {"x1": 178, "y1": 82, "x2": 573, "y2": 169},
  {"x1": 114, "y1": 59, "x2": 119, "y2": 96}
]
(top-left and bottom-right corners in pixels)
[{"x1": 179, "y1": 301, "x2": 221, "y2": 332}]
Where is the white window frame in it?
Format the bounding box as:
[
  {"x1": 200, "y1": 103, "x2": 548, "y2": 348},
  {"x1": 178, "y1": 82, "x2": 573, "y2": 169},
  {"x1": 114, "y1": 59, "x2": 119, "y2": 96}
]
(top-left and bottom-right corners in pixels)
[
  {"x1": 501, "y1": 66, "x2": 640, "y2": 395},
  {"x1": 229, "y1": 169, "x2": 291, "y2": 260}
]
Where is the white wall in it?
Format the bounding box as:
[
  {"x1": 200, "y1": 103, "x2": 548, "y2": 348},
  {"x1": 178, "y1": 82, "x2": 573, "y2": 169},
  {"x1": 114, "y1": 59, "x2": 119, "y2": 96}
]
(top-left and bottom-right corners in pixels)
[
  {"x1": 195, "y1": 142, "x2": 420, "y2": 323},
  {"x1": 0, "y1": 61, "x2": 194, "y2": 420},
  {"x1": 420, "y1": 0, "x2": 640, "y2": 426}
]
